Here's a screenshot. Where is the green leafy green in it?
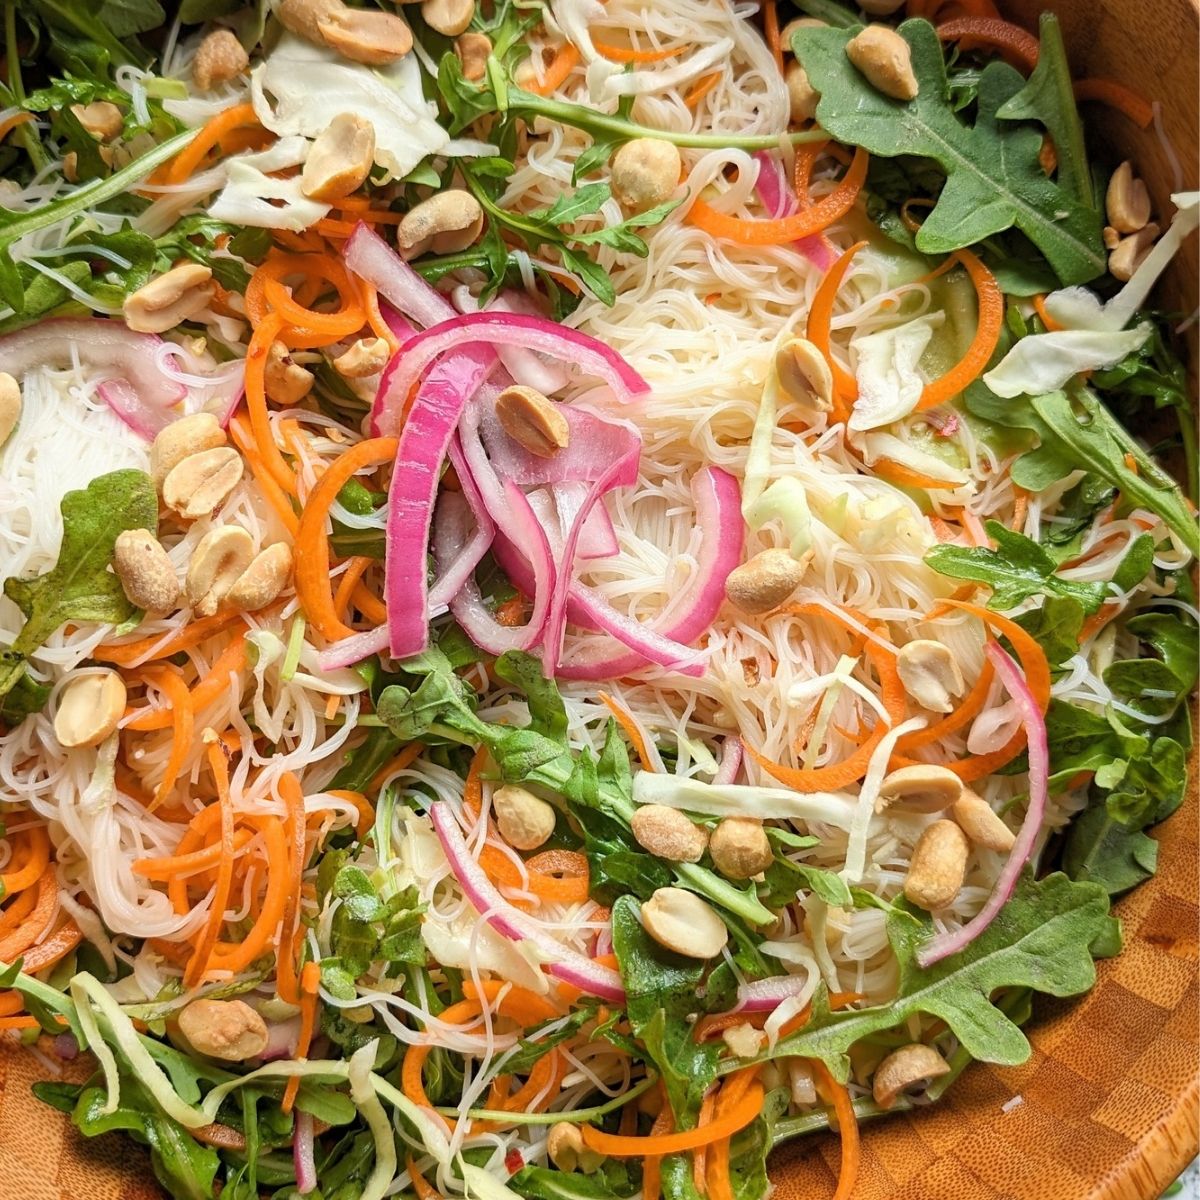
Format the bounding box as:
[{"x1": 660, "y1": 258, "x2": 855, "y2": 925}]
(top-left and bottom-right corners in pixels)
[
  {"x1": 795, "y1": 19, "x2": 1105, "y2": 284},
  {"x1": 0, "y1": 468, "x2": 157, "y2": 704},
  {"x1": 925, "y1": 520, "x2": 1111, "y2": 612},
  {"x1": 995, "y1": 13, "x2": 1092, "y2": 207},
  {"x1": 966, "y1": 384, "x2": 1200, "y2": 555},
  {"x1": 611, "y1": 895, "x2": 720, "y2": 1123},
  {"x1": 742, "y1": 872, "x2": 1110, "y2": 1081},
  {"x1": 1013, "y1": 596, "x2": 1085, "y2": 670}
]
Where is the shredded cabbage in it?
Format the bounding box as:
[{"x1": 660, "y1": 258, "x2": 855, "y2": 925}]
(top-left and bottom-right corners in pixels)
[{"x1": 848, "y1": 313, "x2": 943, "y2": 431}]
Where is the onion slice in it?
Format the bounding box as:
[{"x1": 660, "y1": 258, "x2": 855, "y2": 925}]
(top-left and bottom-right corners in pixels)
[
  {"x1": 428, "y1": 802, "x2": 626, "y2": 1002},
  {"x1": 916, "y1": 642, "x2": 1049, "y2": 968},
  {"x1": 344, "y1": 222, "x2": 455, "y2": 329},
  {"x1": 0, "y1": 318, "x2": 186, "y2": 437},
  {"x1": 294, "y1": 1109, "x2": 317, "y2": 1195},
  {"x1": 752, "y1": 151, "x2": 838, "y2": 272},
  {"x1": 734, "y1": 975, "x2": 811, "y2": 1013},
  {"x1": 713, "y1": 737, "x2": 743, "y2": 786},
  {"x1": 427, "y1": 437, "x2": 495, "y2": 611},
  {"x1": 371, "y1": 311, "x2": 650, "y2": 438}
]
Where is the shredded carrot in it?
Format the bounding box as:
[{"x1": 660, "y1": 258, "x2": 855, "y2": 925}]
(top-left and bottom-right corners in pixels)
[
  {"x1": 694, "y1": 1088, "x2": 719, "y2": 1194},
  {"x1": 133, "y1": 829, "x2": 255, "y2": 881},
  {"x1": 810, "y1": 1060, "x2": 860, "y2": 1200},
  {"x1": 245, "y1": 312, "x2": 298, "y2": 497},
  {"x1": 334, "y1": 556, "x2": 374, "y2": 622},
  {"x1": 356, "y1": 278, "x2": 401, "y2": 354},
  {"x1": 581, "y1": 1083, "x2": 764, "y2": 1156},
  {"x1": 293, "y1": 437, "x2": 399, "y2": 642},
  {"x1": 96, "y1": 611, "x2": 245, "y2": 665},
  {"x1": 873, "y1": 459, "x2": 963, "y2": 491},
  {"x1": 0, "y1": 1015, "x2": 40, "y2": 1030},
  {"x1": 262, "y1": 275, "x2": 365, "y2": 340},
  {"x1": 684, "y1": 72, "x2": 722, "y2": 109},
  {"x1": 127, "y1": 635, "x2": 246, "y2": 732},
  {"x1": 0, "y1": 865, "x2": 57, "y2": 961},
  {"x1": 351, "y1": 582, "x2": 388, "y2": 625},
  {"x1": 184, "y1": 740, "x2": 236, "y2": 987},
  {"x1": 13, "y1": 919, "x2": 83, "y2": 975},
  {"x1": 764, "y1": 1, "x2": 783, "y2": 73},
  {"x1": 935, "y1": 17, "x2": 1040, "y2": 73},
  {"x1": 0, "y1": 824, "x2": 50, "y2": 896},
  {"x1": 807, "y1": 241, "x2": 868, "y2": 423},
  {"x1": 687, "y1": 147, "x2": 867, "y2": 247},
  {"x1": 327, "y1": 789, "x2": 376, "y2": 839},
  {"x1": 0, "y1": 111, "x2": 34, "y2": 142},
  {"x1": 141, "y1": 666, "x2": 194, "y2": 812},
  {"x1": 915, "y1": 249, "x2": 1003, "y2": 410},
  {"x1": 0, "y1": 884, "x2": 39, "y2": 933},
  {"x1": 1031, "y1": 293, "x2": 1062, "y2": 332},
  {"x1": 275, "y1": 773, "x2": 308, "y2": 1007},
  {"x1": 642, "y1": 1097, "x2": 673, "y2": 1200},
  {"x1": 283, "y1": 961, "x2": 321, "y2": 1114},
  {"x1": 528, "y1": 44, "x2": 580, "y2": 96},
  {"x1": 1011, "y1": 488, "x2": 1029, "y2": 532},
  {"x1": 164, "y1": 103, "x2": 261, "y2": 184},
  {"x1": 495, "y1": 595, "x2": 527, "y2": 627},
  {"x1": 481, "y1": 846, "x2": 591, "y2": 904},
  {"x1": 1123, "y1": 451, "x2": 1139, "y2": 475},
  {"x1": 705, "y1": 1068, "x2": 762, "y2": 1200},
  {"x1": 593, "y1": 39, "x2": 683, "y2": 64},
  {"x1": 407, "y1": 1155, "x2": 440, "y2": 1200},
  {"x1": 229, "y1": 415, "x2": 301, "y2": 535},
  {"x1": 598, "y1": 691, "x2": 656, "y2": 770},
  {"x1": 1073, "y1": 78, "x2": 1155, "y2": 128}
]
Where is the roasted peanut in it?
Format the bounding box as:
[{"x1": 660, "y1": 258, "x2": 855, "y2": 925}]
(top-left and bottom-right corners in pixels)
[
  {"x1": 903, "y1": 819, "x2": 969, "y2": 911},
  {"x1": 951, "y1": 789, "x2": 1016, "y2": 853},
  {"x1": 0, "y1": 372, "x2": 20, "y2": 446},
  {"x1": 178, "y1": 999, "x2": 269, "y2": 1062},
  {"x1": 494, "y1": 385, "x2": 569, "y2": 458},
  {"x1": 547, "y1": 1122, "x2": 605, "y2": 1173},
  {"x1": 113, "y1": 529, "x2": 180, "y2": 613},
  {"x1": 775, "y1": 336, "x2": 834, "y2": 412},
  {"x1": 162, "y1": 446, "x2": 244, "y2": 520},
  {"x1": 423, "y1": 0, "x2": 474, "y2": 37},
  {"x1": 492, "y1": 784, "x2": 557, "y2": 850},
  {"x1": 123, "y1": 263, "x2": 214, "y2": 334},
  {"x1": 62, "y1": 152, "x2": 79, "y2": 183},
  {"x1": 186, "y1": 526, "x2": 255, "y2": 617},
  {"x1": 630, "y1": 804, "x2": 708, "y2": 863},
  {"x1": 725, "y1": 548, "x2": 807, "y2": 615},
  {"x1": 280, "y1": 0, "x2": 413, "y2": 64},
  {"x1": 722, "y1": 1022, "x2": 766, "y2": 1058},
  {"x1": 456, "y1": 31, "x2": 492, "y2": 82},
  {"x1": 301, "y1": 113, "x2": 376, "y2": 203},
  {"x1": 1109, "y1": 223, "x2": 1159, "y2": 281},
  {"x1": 226, "y1": 543, "x2": 293, "y2": 612},
  {"x1": 397, "y1": 190, "x2": 484, "y2": 258},
  {"x1": 333, "y1": 337, "x2": 391, "y2": 379},
  {"x1": 192, "y1": 29, "x2": 250, "y2": 91},
  {"x1": 71, "y1": 101, "x2": 123, "y2": 141},
  {"x1": 611, "y1": 138, "x2": 680, "y2": 215},
  {"x1": 896, "y1": 639, "x2": 964, "y2": 713},
  {"x1": 54, "y1": 671, "x2": 126, "y2": 749},
  {"x1": 709, "y1": 817, "x2": 774, "y2": 880},
  {"x1": 1106, "y1": 161, "x2": 1151, "y2": 234},
  {"x1": 278, "y1": 0, "x2": 343, "y2": 43},
  {"x1": 1103, "y1": 225, "x2": 1122, "y2": 250},
  {"x1": 781, "y1": 17, "x2": 826, "y2": 47},
  {"x1": 264, "y1": 340, "x2": 314, "y2": 405},
  {"x1": 872, "y1": 1043, "x2": 950, "y2": 1109},
  {"x1": 876, "y1": 764, "x2": 963, "y2": 814},
  {"x1": 150, "y1": 412, "x2": 227, "y2": 488},
  {"x1": 641, "y1": 887, "x2": 728, "y2": 959},
  {"x1": 786, "y1": 62, "x2": 819, "y2": 123},
  {"x1": 846, "y1": 25, "x2": 918, "y2": 101}
]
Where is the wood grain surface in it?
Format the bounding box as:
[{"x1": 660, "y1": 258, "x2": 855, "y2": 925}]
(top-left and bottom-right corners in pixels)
[{"x1": 0, "y1": 1, "x2": 1196, "y2": 1198}]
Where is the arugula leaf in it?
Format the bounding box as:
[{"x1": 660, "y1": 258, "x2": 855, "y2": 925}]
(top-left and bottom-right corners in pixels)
[
  {"x1": 795, "y1": 19, "x2": 1105, "y2": 284},
  {"x1": 511, "y1": 1163, "x2": 640, "y2": 1200},
  {"x1": 966, "y1": 384, "x2": 1200, "y2": 556},
  {"x1": 1038, "y1": 475, "x2": 1117, "y2": 562},
  {"x1": 995, "y1": 13, "x2": 1093, "y2": 207},
  {"x1": 743, "y1": 872, "x2": 1110, "y2": 1081},
  {"x1": 1013, "y1": 595, "x2": 1084, "y2": 669},
  {"x1": 0, "y1": 469, "x2": 156, "y2": 703},
  {"x1": 925, "y1": 520, "x2": 1109, "y2": 612},
  {"x1": 1063, "y1": 803, "x2": 1160, "y2": 895},
  {"x1": 611, "y1": 895, "x2": 720, "y2": 1123}
]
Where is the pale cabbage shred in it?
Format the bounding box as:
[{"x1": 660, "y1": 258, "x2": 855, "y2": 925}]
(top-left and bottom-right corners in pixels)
[{"x1": 0, "y1": 1, "x2": 1193, "y2": 1193}]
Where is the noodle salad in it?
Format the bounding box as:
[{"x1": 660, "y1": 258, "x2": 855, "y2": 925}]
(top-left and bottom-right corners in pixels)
[{"x1": 0, "y1": 0, "x2": 1195, "y2": 1196}]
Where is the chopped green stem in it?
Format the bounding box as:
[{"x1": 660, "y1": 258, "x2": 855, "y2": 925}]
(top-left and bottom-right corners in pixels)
[
  {"x1": 433, "y1": 1072, "x2": 659, "y2": 1124},
  {"x1": 1177, "y1": 404, "x2": 1198, "y2": 501},
  {"x1": 770, "y1": 1094, "x2": 910, "y2": 1150},
  {"x1": 509, "y1": 89, "x2": 826, "y2": 151}
]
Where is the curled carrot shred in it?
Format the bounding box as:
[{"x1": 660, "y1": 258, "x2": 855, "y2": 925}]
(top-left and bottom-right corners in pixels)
[
  {"x1": 935, "y1": 17, "x2": 1040, "y2": 73},
  {"x1": 527, "y1": 44, "x2": 580, "y2": 96},
  {"x1": 127, "y1": 635, "x2": 246, "y2": 732},
  {"x1": 599, "y1": 691, "x2": 656, "y2": 770},
  {"x1": 282, "y1": 961, "x2": 321, "y2": 1114},
  {"x1": 915, "y1": 249, "x2": 1003, "y2": 411},
  {"x1": 686, "y1": 146, "x2": 868, "y2": 247},
  {"x1": 184, "y1": 740, "x2": 236, "y2": 988},
  {"x1": 593, "y1": 39, "x2": 682, "y2": 64},
  {"x1": 1072, "y1": 78, "x2": 1155, "y2": 128},
  {"x1": 163, "y1": 102, "x2": 262, "y2": 184},
  {"x1": 811, "y1": 1060, "x2": 860, "y2": 1200},
  {"x1": 807, "y1": 240, "x2": 867, "y2": 423},
  {"x1": 684, "y1": 72, "x2": 722, "y2": 109}
]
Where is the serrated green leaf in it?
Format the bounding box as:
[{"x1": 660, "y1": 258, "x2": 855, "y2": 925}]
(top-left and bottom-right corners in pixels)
[{"x1": 796, "y1": 19, "x2": 1105, "y2": 283}]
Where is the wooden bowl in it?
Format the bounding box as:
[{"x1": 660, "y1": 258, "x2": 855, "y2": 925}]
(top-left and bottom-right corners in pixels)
[{"x1": 0, "y1": 2, "x2": 1196, "y2": 1198}]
